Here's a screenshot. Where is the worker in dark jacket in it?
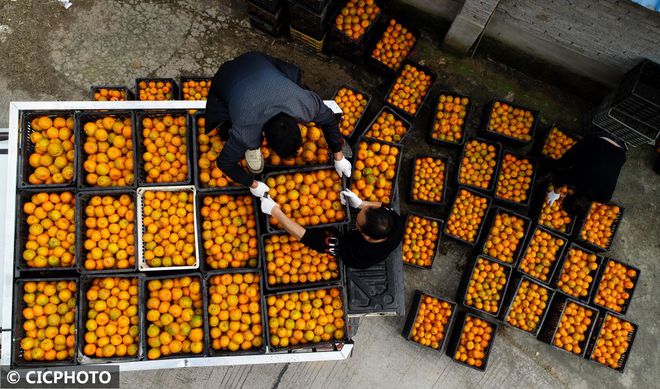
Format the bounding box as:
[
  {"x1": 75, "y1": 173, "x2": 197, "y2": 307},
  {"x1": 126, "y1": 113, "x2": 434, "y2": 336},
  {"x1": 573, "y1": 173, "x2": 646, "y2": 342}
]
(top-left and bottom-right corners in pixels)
[
  {"x1": 258, "y1": 190, "x2": 406, "y2": 269},
  {"x1": 205, "y1": 52, "x2": 352, "y2": 198}
]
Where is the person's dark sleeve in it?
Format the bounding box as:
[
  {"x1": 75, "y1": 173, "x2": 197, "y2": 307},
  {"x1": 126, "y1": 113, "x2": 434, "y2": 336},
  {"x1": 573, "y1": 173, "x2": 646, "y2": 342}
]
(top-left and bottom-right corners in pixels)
[
  {"x1": 314, "y1": 102, "x2": 343, "y2": 154},
  {"x1": 217, "y1": 135, "x2": 253, "y2": 187},
  {"x1": 300, "y1": 227, "x2": 340, "y2": 255},
  {"x1": 263, "y1": 54, "x2": 301, "y2": 84},
  {"x1": 205, "y1": 93, "x2": 230, "y2": 133}
]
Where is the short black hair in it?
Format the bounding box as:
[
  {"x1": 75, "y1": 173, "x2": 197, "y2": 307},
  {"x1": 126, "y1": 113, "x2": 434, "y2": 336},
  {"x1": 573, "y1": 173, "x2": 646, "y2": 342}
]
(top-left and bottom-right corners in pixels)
[
  {"x1": 264, "y1": 113, "x2": 302, "y2": 158},
  {"x1": 362, "y1": 206, "x2": 395, "y2": 240},
  {"x1": 564, "y1": 192, "x2": 592, "y2": 217}
]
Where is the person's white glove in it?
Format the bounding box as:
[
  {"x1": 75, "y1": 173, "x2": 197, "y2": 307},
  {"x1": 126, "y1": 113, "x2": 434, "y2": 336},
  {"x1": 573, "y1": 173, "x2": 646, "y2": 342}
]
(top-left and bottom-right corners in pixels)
[
  {"x1": 334, "y1": 157, "x2": 352, "y2": 178},
  {"x1": 260, "y1": 196, "x2": 279, "y2": 215},
  {"x1": 340, "y1": 189, "x2": 362, "y2": 208},
  {"x1": 250, "y1": 181, "x2": 270, "y2": 198},
  {"x1": 546, "y1": 190, "x2": 561, "y2": 205}
]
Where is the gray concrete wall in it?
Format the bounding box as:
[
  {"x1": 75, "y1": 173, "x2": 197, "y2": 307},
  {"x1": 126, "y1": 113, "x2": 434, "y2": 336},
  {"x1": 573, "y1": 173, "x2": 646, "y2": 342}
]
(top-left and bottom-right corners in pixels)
[{"x1": 398, "y1": 0, "x2": 464, "y2": 20}]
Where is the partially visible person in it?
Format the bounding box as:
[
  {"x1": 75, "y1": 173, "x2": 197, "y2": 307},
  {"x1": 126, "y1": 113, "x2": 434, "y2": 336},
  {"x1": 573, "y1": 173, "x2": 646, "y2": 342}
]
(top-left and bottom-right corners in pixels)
[{"x1": 259, "y1": 190, "x2": 406, "y2": 269}]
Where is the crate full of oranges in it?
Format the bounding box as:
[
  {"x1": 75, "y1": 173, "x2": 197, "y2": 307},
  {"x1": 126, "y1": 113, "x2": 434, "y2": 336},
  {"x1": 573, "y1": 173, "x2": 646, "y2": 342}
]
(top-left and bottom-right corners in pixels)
[
  {"x1": 539, "y1": 127, "x2": 578, "y2": 160},
  {"x1": 457, "y1": 138, "x2": 502, "y2": 193},
  {"x1": 363, "y1": 106, "x2": 412, "y2": 144},
  {"x1": 577, "y1": 201, "x2": 623, "y2": 252},
  {"x1": 136, "y1": 78, "x2": 178, "y2": 101},
  {"x1": 350, "y1": 138, "x2": 402, "y2": 204},
  {"x1": 402, "y1": 214, "x2": 443, "y2": 269},
  {"x1": 483, "y1": 100, "x2": 538, "y2": 145},
  {"x1": 542, "y1": 297, "x2": 598, "y2": 357},
  {"x1": 517, "y1": 226, "x2": 567, "y2": 285},
  {"x1": 480, "y1": 207, "x2": 531, "y2": 266},
  {"x1": 407, "y1": 155, "x2": 449, "y2": 206},
  {"x1": 332, "y1": 85, "x2": 371, "y2": 138},
  {"x1": 494, "y1": 151, "x2": 537, "y2": 206},
  {"x1": 449, "y1": 313, "x2": 498, "y2": 371},
  {"x1": 444, "y1": 187, "x2": 491, "y2": 245},
  {"x1": 385, "y1": 61, "x2": 435, "y2": 118},
  {"x1": 587, "y1": 312, "x2": 638, "y2": 372},
  {"x1": 90, "y1": 86, "x2": 133, "y2": 101},
  {"x1": 537, "y1": 184, "x2": 576, "y2": 235},
  {"x1": 332, "y1": 0, "x2": 382, "y2": 44},
  {"x1": 504, "y1": 276, "x2": 554, "y2": 336},
  {"x1": 553, "y1": 243, "x2": 602, "y2": 302},
  {"x1": 137, "y1": 112, "x2": 191, "y2": 186},
  {"x1": 369, "y1": 18, "x2": 418, "y2": 73},
  {"x1": 179, "y1": 77, "x2": 211, "y2": 101},
  {"x1": 591, "y1": 258, "x2": 639, "y2": 315},
  {"x1": 428, "y1": 92, "x2": 471, "y2": 146},
  {"x1": 193, "y1": 113, "x2": 243, "y2": 191},
  {"x1": 463, "y1": 256, "x2": 511, "y2": 317},
  {"x1": 401, "y1": 291, "x2": 456, "y2": 351}
]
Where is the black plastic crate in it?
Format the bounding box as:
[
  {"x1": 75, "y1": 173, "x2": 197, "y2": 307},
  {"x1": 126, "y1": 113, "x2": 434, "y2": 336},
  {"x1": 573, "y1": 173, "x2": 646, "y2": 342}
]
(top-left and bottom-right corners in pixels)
[
  {"x1": 141, "y1": 273, "x2": 210, "y2": 360},
  {"x1": 263, "y1": 165, "x2": 351, "y2": 232},
  {"x1": 330, "y1": 84, "x2": 373, "y2": 140},
  {"x1": 493, "y1": 150, "x2": 538, "y2": 208},
  {"x1": 89, "y1": 85, "x2": 135, "y2": 101},
  {"x1": 612, "y1": 59, "x2": 660, "y2": 127},
  {"x1": 249, "y1": 0, "x2": 285, "y2": 13},
  {"x1": 248, "y1": 0, "x2": 288, "y2": 26},
  {"x1": 551, "y1": 243, "x2": 602, "y2": 303},
  {"x1": 260, "y1": 228, "x2": 344, "y2": 291},
  {"x1": 516, "y1": 225, "x2": 568, "y2": 286},
  {"x1": 290, "y1": 26, "x2": 326, "y2": 53},
  {"x1": 195, "y1": 189, "x2": 261, "y2": 272},
  {"x1": 366, "y1": 17, "x2": 420, "y2": 77},
  {"x1": 589, "y1": 258, "x2": 640, "y2": 315},
  {"x1": 349, "y1": 136, "x2": 404, "y2": 206},
  {"x1": 401, "y1": 213, "x2": 444, "y2": 269},
  {"x1": 18, "y1": 110, "x2": 77, "y2": 190},
  {"x1": 446, "y1": 311, "x2": 498, "y2": 371},
  {"x1": 461, "y1": 255, "x2": 512, "y2": 318},
  {"x1": 537, "y1": 293, "x2": 599, "y2": 358},
  {"x1": 401, "y1": 290, "x2": 457, "y2": 352},
  {"x1": 532, "y1": 125, "x2": 581, "y2": 160},
  {"x1": 135, "y1": 110, "x2": 193, "y2": 187},
  {"x1": 290, "y1": 0, "x2": 331, "y2": 14},
  {"x1": 455, "y1": 137, "x2": 503, "y2": 194},
  {"x1": 11, "y1": 278, "x2": 80, "y2": 367},
  {"x1": 249, "y1": 15, "x2": 289, "y2": 38},
  {"x1": 327, "y1": 0, "x2": 383, "y2": 61},
  {"x1": 384, "y1": 60, "x2": 437, "y2": 121},
  {"x1": 585, "y1": 312, "x2": 638, "y2": 373},
  {"x1": 426, "y1": 91, "x2": 472, "y2": 148},
  {"x1": 135, "y1": 78, "x2": 179, "y2": 101},
  {"x1": 477, "y1": 206, "x2": 532, "y2": 267},
  {"x1": 77, "y1": 274, "x2": 145, "y2": 364},
  {"x1": 362, "y1": 105, "x2": 413, "y2": 145},
  {"x1": 204, "y1": 269, "x2": 267, "y2": 357},
  {"x1": 502, "y1": 275, "x2": 555, "y2": 337},
  {"x1": 288, "y1": 0, "x2": 332, "y2": 41},
  {"x1": 264, "y1": 285, "x2": 349, "y2": 351},
  {"x1": 75, "y1": 110, "x2": 138, "y2": 191},
  {"x1": 406, "y1": 154, "x2": 449, "y2": 206},
  {"x1": 574, "y1": 201, "x2": 624, "y2": 253},
  {"x1": 481, "y1": 99, "x2": 540, "y2": 147},
  {"x1": 14, "y1": 189, "x2": 78, "y2": 274},
  {"x1": 442, "y1": 186, "x2": 492, "y2": 246},
  {"x1": 179, "y1": 76, "x2": 212, "y2": 101}
]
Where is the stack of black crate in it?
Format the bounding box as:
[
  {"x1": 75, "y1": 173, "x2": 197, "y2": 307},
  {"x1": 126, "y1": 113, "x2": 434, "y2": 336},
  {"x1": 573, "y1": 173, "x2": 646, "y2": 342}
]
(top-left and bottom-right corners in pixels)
[
  {"x1": 247, "y1": 0, "x2": 290, "y2": 38},
  {"x1": 288, "y1": 0, "x2": 338, "y2": 53}
]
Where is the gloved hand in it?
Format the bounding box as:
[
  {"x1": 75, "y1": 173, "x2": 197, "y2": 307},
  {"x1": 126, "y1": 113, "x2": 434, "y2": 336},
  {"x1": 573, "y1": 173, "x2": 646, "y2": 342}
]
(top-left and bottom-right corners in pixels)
[
  {"x1": 250, "y1": 181, "x2": 270, "y2": 198},
  {"x1": 340, "y1": 189, "x2": 362, "y2": 208},
  {"x1": 334, "y1": 157, "x2": 352, "y2": 178},
  {"x1": 546, "y1": 190, "x2": 561, "y2": 205},
  {"x1": 260, "y1": 196, "x2": 279, "y2": 215}
]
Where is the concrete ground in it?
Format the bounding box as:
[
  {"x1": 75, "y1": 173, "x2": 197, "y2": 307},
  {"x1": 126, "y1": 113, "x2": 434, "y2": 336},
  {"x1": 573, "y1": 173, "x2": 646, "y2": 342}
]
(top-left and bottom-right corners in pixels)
[{"x1": 0, "y1": 1, "x2": 658, "y2": 388}]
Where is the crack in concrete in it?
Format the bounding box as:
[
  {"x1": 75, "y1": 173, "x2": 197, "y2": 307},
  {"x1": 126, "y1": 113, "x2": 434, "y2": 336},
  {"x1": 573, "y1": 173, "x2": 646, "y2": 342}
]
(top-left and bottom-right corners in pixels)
[{"x1": 271, "y1": 363, "x2": 289, "y2": 389}]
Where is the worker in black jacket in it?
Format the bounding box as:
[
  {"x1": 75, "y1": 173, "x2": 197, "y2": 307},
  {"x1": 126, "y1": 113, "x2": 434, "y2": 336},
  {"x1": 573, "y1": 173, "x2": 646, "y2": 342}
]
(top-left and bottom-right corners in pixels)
[
  {"x1": 205, "y1": 52, "x2": 352, "y2": 198},
  {"x1": 258, "y1": 190, "x2": 406, "y2": 269}
]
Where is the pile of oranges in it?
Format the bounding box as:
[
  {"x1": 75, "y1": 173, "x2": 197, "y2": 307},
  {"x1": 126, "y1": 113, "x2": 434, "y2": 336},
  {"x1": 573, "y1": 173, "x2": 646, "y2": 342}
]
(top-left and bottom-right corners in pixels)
[
  {"x1": 82, "y1": 116, "x2": 135, "y2": 187},
  {"x1": 482, "y1": 212, "x2": 526, "y2": 264},
  {"x1": 93, "y1": 88, "x2": 128, "y2": 101},
  {"x1": 208, "y1": 272, "x2": 263, "y2": 352},
  {"x1": 141, "y1": 190, "x2": 196, "y2": 268},
  {"x1": 487, "y1": 101, "x2": 535, "y2": 142},
  {"x1": 402, "y1": 215, "x2": 440, "y2": 268},
  {"x1": 82, "y1": 277, "x2": 139, "y2": 359},
  {"x1": 262, "y1": 123, "x2": 330, "y2": 166},
  {"x1": 458, "y1": 140, "x2": 498, "y2": 190},
  {"x1": 593, "y1": 260, "x2": 637, "y2": 313},
  {"x1": 409, "y1": 295, "x2": 453, "y2": 349},
  {"x1": 82, "y1": 194, "x2": 135, "y2": 271},
  {"x1": 334, "y1": 0, "x2": 381, "y2": 40},
  {"x1": 181, "y1": 79, "x2": 211, "y2": 101},
  {"x1": 410, "y1": 157, "x2": 446, "y2": 203},
  {"x1": 580, "y1": 202, "x2": 621, "y2": 249},
  {"x1": 465, "y1": 257, "x2": 508, "y2": 314},
  {"x1": 145, "y1": 276, "x2": 204, "y2": 359},
  {"x1": 538, "y1": 185, "x2": 574, "y2": 233},
  {"x1": 371, "y1": 19, "x2": 416, "y2": 70},
  {"x1": 542, "y1": 127, "x2": 577, "y2": 159},
  {"x1": 18, "y1": 280, "x2": 77, "y2": 363},
  {"x1": 22, "y1": 191, "x2": 76, "y2": 268},
  {"x1": 495, "y1": 153, "x2": 534, "y2": 203},
  {"x1": 266, "y1": 169, "x2": 345, "y2": 228},
  {"x1": 556, "y1": 247, "x2": 599, "y2": 299},
  {"x1": 519, "y1": 228, "x2": 565, "y2": 283},
  {"x1": 26, "y1": 115, "x2": 75, "y2": 185},
  {"x1": 333, "y1": 88, "x2": 368, "y2": 137},
  {"x1": 364, "y1": 109, "x2": 409, "y2": 143},
  {"x1": 196, "y1": 116, "x2": 238, "y2": 188},
  {"x1": 386, "y1": 64, "x2": 433, "y2": 116},
  {"x1": 453, "y1": 315, "x2": 494, "y2": 369},
  {"x1": 351, "y1": 140, "x2": 400, "y2": 203},
  {"x1": 505, "y1": 279, "x2": 550, "y2": 333},
  {"x1": 552, "y1": 301, "x2": 594, "y2": 355},
  {"x1": 431, "y1": 94, "x2": 469, "y2": 144},
  {"x1": 138, "y1": 80, "x2": 174, "y2": 101},
  {"x1": 264, "y1": 234, "x2": 340, "y2": 286},
  {"x1": 591, "y1": 314, "x2": 635, "y2": 369},
  {"x1": 200, "y1": 194, "x2": 258, "y2": 269},
  {"x1": 141, "y1": 115, "x2": 189, "y2": 184},
  {"x1": 266, "y1": 288, "x2": 346, "y2": 348},
  {"x1": 445, "y1": 189, "x2": 489, "y2": 244}
]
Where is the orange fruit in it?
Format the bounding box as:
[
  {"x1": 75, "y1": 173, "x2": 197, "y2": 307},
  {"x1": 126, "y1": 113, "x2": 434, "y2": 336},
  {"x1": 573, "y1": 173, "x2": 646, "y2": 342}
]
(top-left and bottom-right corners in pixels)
[
  {"x1": 385, "y1": 63, "x2": 432, "y2": 115},
  {"x1": 431, "y1": 94, "x2": 469, "y2": 143},
  {"x1": 370, "y1": 19, "x2": 416, "y2": 70},
  {"x1": 505, "y1": 279, "x2": 550, "y2": 333},
  {"x1": 334, "y1": 0, "x2": 381, "y2": 40},
  {"x1": 445, "y1": 189, "x2": 489, "y2": 244},
  {"x1": 542, "y1": 127, "x2": 577, "y2": 159},
  {"x1": 333, "y1": 88, "x2": 368, "y2": 137},
  {"x1": 465, "y1": 257, "x2": 508, "y2": 314},
  {"x1": 488, "y1": 101, "x2": 534, "y2": 142},
  {"x1": 402, "y1": 215, "x2": 440, "y2": 268},
  {"x1": 410, "y1": 156, "x2": 446, "y2": 203}
]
